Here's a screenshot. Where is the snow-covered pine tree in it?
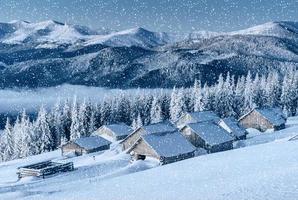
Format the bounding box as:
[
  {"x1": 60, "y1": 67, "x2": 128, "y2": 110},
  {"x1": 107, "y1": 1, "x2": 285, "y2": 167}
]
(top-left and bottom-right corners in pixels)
[
  {"x1": 192, "y1": 79, "x2": 203, "y2": 112},
  {"x1": 49, "y1": 99, "x2": 63, "y2": 148},
  {"x1": 150, "y1": 96, "x2": 163, "y2": 123},
  {"x1": 233, "y1": 75, "x2": 246, "y2": 117},
  {"x1": 61, "y1": 99, "x2": 72, "y2": 141},
  {"x1": 34, "y1": 105, "x2": 52, "y2": 153},
  {"x1": 201, "y1": 83, "x2": 213, "y2": 111},
  {"x1": 18, "y1": 110, "x2": 32, "y2": 158},
  {"x1": 78, "y1": 100, "x2": 89, "y2": 137},
  {"x1": 265, "y1": 72, "x2": 281, "y2": 107},
  {"x1": 70, "y1": 97, "x2": 80, "y2": 140},
  {"x1": 170, "y1": 87, "x2": 185, "y2": 122},
  {"x1": 100, "y1": 99, "x2": 112, "y2": 125},
  {"x1": 2, "y1": 118, "x2": 14, "y2": 161},
  {"x1": 136, "y1": 113, "x2": 143, "y2": 128},
  {"x1": 281, "y1": 69, "x2": 298, "y2": 116},
  {"x1": 244, "y1": 71, "x2": 254, "y2": 112}
]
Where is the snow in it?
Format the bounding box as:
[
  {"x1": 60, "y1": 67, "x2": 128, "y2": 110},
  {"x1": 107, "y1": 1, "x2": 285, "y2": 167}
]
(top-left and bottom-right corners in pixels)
[
  {"x1": 187, "y1": 121, "x2": 234, "y2": 145},
  {"x1": 229, "y1": 21, "x2": 298, "y2": 40},
  {"x1": 1, "y1": 116, "x2": 298, "y2": 200},
  {"x1": 142, "y1": 121, "x2": 177, "y2": 134},
  {"x1": 142, "y1": 131, "x2": 196, "y2": 157},
  {"x1": 104, "y1": 124, "x2": 133, "y2": 138},
  {"x1": 73, "y1": 136, "x2": 111, "y2": 151},
  {"x1": 188, "y1": 111, "x2": 221, "y2": 123},
  {"x1": 219, "y1": 117, "x2": 247, "y2": 139}
]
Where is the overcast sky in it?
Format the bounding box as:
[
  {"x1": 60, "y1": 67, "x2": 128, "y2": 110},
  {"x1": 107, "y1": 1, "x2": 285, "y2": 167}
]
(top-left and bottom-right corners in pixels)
[{"x1": 0, "y1": 0, "x2": 297, "y2": 32}]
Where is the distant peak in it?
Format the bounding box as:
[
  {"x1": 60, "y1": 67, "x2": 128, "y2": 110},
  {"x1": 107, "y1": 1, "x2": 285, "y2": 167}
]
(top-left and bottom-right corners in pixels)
[{"x1": 8, "y1": 20, "x2": 30, "y2": 24}]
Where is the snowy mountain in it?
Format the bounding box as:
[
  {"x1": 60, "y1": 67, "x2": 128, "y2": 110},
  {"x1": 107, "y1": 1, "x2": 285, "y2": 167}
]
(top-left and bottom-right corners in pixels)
[
  {"x1": 0, "y1": 20, "x2": 297, "y2": 88},
  {"x1": 1, "y1": 116, "x2": 298, "y2": 200}
]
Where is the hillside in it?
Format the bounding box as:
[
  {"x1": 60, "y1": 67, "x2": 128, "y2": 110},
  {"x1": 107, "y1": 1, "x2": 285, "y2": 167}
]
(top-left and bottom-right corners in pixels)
[
  {"x1": 0, "y1": 21, "x2": 297, "y2": 88},
  {"x1": 1, "y1": 116, "x2": 298, "y2": 200}
]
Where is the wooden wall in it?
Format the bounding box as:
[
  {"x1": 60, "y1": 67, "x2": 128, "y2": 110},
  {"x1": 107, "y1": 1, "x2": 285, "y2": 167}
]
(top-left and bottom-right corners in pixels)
[
  {"x1": 180, "y1": 126, "x2": 205, "y2": 148},
  {"x1": 122, "y1": 129, "x2": 143, "y2": 150},
  {"x1": 129, "y1": 139, "x2": 160, "y2": 159},
  {"x1": 239, "y1": 110, "x2": 274, "y2": 132}
]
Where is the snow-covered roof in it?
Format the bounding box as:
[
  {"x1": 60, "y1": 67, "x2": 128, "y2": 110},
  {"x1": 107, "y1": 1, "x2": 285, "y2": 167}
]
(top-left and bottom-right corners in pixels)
[
  {"x1": 74, "y1": 136, "x2": 111, "y2": 150},
  {"x1": 187, "y1": 121, "x2": 234, "y2": 145},
  {"x1": 188, "y1": 111, "x2": 221, "y2": 123},
  {"x1": 220, "y1": 117, "x2": 247, "y2": 138},
  {"x1": 142, "y1": 121, "x2": 177, "y2": 135},
  {"x1": 105, "y1": 123, "x2": 133, "y2": 137},
  {"x1": 255, "y1": 108, "x2": 286, "y2": 126},
  {"x1": 142, "y1": 131, "x2": 196, "y2": 157}
]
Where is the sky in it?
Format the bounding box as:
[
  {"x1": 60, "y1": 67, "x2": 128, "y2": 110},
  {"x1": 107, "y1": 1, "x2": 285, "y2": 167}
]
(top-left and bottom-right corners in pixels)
[{"x1": 0, "y1": 0, "x2": 297, "y2": 32}]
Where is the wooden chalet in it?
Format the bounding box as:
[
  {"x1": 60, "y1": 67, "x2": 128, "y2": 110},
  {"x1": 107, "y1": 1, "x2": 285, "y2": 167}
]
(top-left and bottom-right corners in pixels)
[
  {"x1": 180, "y1": 121, "x2": 234, "y2": 153},
  {"x1": 94, "y1": 123, "x2": 133, "y2": 141},
  {"x1": 218, "y1": 117, "x2": 248, "y2": 140},
  {"x1": 128, "y1": 131, "x2": 196, "y2": 165},
  {"x1": 121, "y1": 121, "x2": 177, "y2": 151},
  {"x1": 239, "y1": 107, "x2": 286, "y2": 132},
  {"x1": 175, "y1": 111, "x2": 221, "y2": 129},
  {"x1": 61, "y1": 136, "x2": 111, "y2": 156}
]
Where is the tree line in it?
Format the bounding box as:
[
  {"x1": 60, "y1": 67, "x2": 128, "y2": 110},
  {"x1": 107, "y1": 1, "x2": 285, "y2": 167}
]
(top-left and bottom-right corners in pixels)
[{"x1": 1, "y1": 68, "x2": 298, "y2": 162}]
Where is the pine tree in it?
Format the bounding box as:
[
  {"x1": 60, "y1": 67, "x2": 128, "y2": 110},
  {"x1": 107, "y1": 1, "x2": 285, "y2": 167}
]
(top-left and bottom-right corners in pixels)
[
  {"x1": 61, "y1": 99, "x2": 72, "y2": 141},
  {"x1": 233, "y1": 76, "x2": 246, "y2": 117},
  {"x1": 70, "y1": 98, "x2": 80, "y2": 140},
  {"x1": 150, "y1": 96, "x2": 163, "y2": 123},
  {"x1": 2, "y1": 118, "x2": 14, "y2": 161},
  {"x1": 78, "y1": 100, "x2": 89, "y2": 137},
  {"x1": 49, "y1": 99, "x2": 63, "y2": 148},
  {"x1": 170, "y1": 87, "x2": 185, "y2": 122},
  {"x1": 192, "y1": 79, "x2": 203, "y2": 112},
  {"x1": 34, "y1": 106, "x2": 52, "y2": 153},
  {"x1": 244, "y1": 71, "x2": 254, "y2": 112},
  {"x1": 136, "y1": 113, "x2": 143, "y2": 128}
]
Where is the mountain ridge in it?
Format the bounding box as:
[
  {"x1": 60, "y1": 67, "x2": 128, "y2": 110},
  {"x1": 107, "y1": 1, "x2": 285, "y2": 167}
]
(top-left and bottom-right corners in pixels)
[{"x1": 0, "y1": 20, "x2": 297, "y2": 88}]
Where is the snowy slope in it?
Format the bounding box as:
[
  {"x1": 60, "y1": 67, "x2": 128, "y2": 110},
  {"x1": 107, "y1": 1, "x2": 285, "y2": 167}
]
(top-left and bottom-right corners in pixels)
[
  {"x1": 1, "y1": 117, "x2": 298, "y2": 200},
  {"x1": 0, "y1": 20, "x2": 298, "y2": 88},
  {"x1": 0, "y1": 21, "x2": 176, "y2": 49}
]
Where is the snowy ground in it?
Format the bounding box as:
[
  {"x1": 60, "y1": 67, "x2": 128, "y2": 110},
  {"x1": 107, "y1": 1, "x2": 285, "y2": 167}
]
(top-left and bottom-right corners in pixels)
[{"x1": 0, "y1": 116, "x2": 298, "y2": 200}]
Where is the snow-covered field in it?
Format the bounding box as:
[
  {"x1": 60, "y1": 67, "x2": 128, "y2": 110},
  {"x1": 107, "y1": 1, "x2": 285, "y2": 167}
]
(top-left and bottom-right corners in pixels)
[{"x1": 1, "y1": 117, "x2": 298, "y2": 200}]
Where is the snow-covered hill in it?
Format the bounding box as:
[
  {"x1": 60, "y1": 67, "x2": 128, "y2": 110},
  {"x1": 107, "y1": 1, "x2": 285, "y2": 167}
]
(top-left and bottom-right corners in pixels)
[
  {"x1": 1, "y1": 116, "x2": 298, "y2": 200},
  {"x1": 0, "y1": 20, "x2": 298, "y2": 88}
]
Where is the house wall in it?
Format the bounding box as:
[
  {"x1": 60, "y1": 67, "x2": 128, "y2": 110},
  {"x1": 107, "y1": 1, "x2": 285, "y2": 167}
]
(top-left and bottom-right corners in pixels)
[
  {"x1": 180, "y1": 127, "x2": 206, "y2": 148},
  {"x1": 96, "y1": 126, "x2": 117, "y2": 140},
  {"x1": 128, "y1": 139, "x2": 160, "y2": 159},
  {"x1": 210, "y1": 141, "x2": 233, "y2": 153},
  {"x1": 239, "y1": 110, "x2": 274, "y2": 132},
  {"x1": 86, "y1": 144, "x2": 110, "y2": 154},
  {"x1": 122, "y1": 129, "x2": 143, "y2": 151},
  {"x1": 62, "y1": 143, "x2": 84, "y2": 156},
  {"x1": 161, "y1": 152, "x2": 195, "y2": 165}
]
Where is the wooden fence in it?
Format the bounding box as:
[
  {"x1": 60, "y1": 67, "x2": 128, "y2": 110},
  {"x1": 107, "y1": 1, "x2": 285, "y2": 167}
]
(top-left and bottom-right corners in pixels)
[{"x1": 17, "y1": 160, "x2": 74, "y2": 179}]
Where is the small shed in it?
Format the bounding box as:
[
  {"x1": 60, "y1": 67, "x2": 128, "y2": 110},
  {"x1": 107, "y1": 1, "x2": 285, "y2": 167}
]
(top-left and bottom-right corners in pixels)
[
  {"x1": 239, "y1": 107, "x2": 286, "y2": 132},
  {"x1": 180, "y1": 121, "x2": 234, "y2": 153},
  {"x1": 94, "y1": 123, "x2": 133, "y2": 141},
  {"x1": 176, "y1": 111, "x2": 221, "y2": 129},
  {"x1": 121, "y1": 121, "x2": 177, "y2": 151},
  {"x1": 61, "y1": 136, "x2": 111, "y2": 156},
  {"x1": 128, "y1": 131, "x2": 196, "y2": 165},
  {"x1": 218, "y1": 117, "x2": 248, "y2": 140}
]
